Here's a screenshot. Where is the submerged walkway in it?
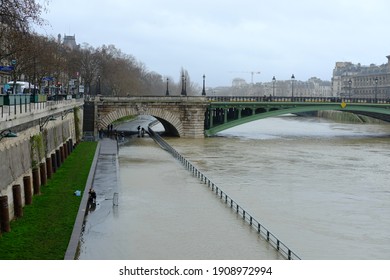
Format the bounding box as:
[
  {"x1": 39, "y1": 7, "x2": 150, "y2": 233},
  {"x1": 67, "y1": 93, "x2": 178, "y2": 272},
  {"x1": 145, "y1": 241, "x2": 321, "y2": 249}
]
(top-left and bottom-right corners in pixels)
[{"x1": 74, "y1": 136, "x2": 284, "y2": 260}]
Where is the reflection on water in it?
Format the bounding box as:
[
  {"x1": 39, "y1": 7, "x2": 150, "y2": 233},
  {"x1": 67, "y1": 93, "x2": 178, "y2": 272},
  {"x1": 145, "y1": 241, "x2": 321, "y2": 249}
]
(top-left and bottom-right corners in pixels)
[
  {"x1": 79, "y1": 137, "x2": 284, "y2": 260},
  {"x1": 79, "y1": 115, "x2": 390, "y2": 260},
  {"x1": 166, "y1": 116, "x2": 390, "y2": 259}
]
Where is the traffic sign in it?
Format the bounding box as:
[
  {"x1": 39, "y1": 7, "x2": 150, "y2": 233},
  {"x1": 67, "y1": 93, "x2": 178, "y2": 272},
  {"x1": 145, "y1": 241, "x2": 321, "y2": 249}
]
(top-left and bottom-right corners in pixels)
[
  {"x1": 0, "y1": 66, "x2": 14, "y2": 71},
  {"x1": 42, "y1": 76, "x2": 54, "y2": 81}
]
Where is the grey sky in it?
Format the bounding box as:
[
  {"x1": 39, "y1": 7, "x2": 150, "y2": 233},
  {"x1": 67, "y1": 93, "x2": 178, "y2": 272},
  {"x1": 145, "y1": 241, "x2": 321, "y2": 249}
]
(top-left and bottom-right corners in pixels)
[{"x1": 36, "y1": 0, "x2": 390, "y2": 87}]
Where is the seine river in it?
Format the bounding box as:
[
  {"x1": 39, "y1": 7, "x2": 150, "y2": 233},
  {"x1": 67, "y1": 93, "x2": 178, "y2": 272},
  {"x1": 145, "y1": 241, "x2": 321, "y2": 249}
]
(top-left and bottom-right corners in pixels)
[
  {"x1": 165, "y1": 116, "x2": 390, "y2": 260},
  {"x1": 79, "y1": 115, "x2": 390, "y2": 260}
]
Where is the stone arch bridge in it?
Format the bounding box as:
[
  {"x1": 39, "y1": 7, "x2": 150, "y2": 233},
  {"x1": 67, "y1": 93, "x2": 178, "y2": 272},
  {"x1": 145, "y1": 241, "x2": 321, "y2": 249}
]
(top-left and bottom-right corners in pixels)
[
  {"x1": 84, "y1": 96, "x2": 390, "y2": 138},
  {"x1": 86, "y1": 96, "x2": 209, "y2": 138}
]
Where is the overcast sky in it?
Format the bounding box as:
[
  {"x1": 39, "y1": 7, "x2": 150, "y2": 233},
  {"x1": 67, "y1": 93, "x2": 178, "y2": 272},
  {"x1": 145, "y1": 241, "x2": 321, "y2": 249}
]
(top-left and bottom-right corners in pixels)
[{"x1": 35, "y1": 0, "x2": 390, "y2": 87}]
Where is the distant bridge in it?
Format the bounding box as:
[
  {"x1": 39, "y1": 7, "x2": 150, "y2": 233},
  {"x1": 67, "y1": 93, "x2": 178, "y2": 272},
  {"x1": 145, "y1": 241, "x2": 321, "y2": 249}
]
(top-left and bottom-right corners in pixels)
[
  {"x1": 87, "y1": 96, "x2": 390, "y2": 138},
  {"x1": 205, "y1": 96, "x2": 390, "y2": 136}
]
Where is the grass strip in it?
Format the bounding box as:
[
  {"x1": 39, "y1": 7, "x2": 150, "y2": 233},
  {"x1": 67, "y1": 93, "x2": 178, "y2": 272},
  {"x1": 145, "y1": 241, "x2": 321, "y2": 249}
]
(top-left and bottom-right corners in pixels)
[{"x1": 0, "y1": 141, "x2": 97, "y2": 260}]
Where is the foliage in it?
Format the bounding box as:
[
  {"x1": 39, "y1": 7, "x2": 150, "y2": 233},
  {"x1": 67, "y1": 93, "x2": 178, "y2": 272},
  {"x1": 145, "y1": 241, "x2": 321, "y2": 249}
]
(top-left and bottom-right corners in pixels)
[
  {"x1": 30, "y1": 134, "x2": 44, "y2": 168},
  {"x1": 0, "y1": 142, "x2": 97, "y2": 260},
  {"x1": 73, "y1": 106, "x2": 80, "y2": 141},
  {"x1": 0, "y1": 0, "x2": 47, "y2": 60}
]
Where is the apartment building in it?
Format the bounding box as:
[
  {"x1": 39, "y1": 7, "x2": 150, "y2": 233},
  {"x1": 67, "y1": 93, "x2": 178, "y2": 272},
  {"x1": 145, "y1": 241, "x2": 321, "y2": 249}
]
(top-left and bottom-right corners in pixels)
[{"x1": 332, "y1": 55, "x2": 390, "y2": 99}]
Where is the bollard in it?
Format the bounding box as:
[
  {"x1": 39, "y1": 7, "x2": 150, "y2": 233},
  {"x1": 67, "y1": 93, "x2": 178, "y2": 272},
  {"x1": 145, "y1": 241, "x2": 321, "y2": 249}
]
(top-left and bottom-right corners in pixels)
[
  {"x1": 64, "y1": 142, "x2": 69, "y2": 159},
  {"x1": 46, "y1": 157, "x2": 52, "y2": 179},
  {"x1": 69, "y1": 138, "x2": 73, "y2": 152},
  {"x1": 32, "y1": 167, "x2": 40, "y2": 195},
  {"x1": 65, "y1": 140, "x2": 69, "y2": 156},
  {"x1": 56, "y1": 149, "x2": 61, "y2": 168},
  {"x1": 12, "y1": 184, "x2": 23, "y2": 218},
  {"x1": 62, "y1": 144, "x2": 66, "y2": 161},
  {"x1": 0, "y1": 196, "x2": 10, "y2": 233},
  {"x1": 40, "y1": 162, "x2": 47, "y2": 186},
  {"x1": 68, "y1": 140, "x2": 72, "y2": 154},
  {"x1": 23, "y1": 176, "x2": 33, "y2": 205},
  {"x1": 51, "y1": 153, "x2": 57, "y2": 173},
  {"x1": 60, "y1": 146, "x2": 65, "y2": 164}
]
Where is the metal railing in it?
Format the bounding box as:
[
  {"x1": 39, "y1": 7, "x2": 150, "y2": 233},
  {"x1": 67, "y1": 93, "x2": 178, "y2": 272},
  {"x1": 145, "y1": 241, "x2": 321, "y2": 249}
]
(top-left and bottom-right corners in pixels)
[
  {"x1": 207, "y1": 95, "x2": 390, "y2": 104},
  {"x1": 148, "y1": 127, "x2": 301, "y2": 260},
  {"x1": 0, "y1": 96, "x2": 82, "y2": 123}
]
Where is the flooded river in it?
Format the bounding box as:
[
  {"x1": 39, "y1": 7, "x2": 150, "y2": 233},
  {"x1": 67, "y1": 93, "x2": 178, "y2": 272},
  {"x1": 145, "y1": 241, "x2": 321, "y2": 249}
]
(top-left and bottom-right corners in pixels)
[
  {"x1": 166, "y1": 116, "x2": 390, "y2": 259},
  {"x1": 79, "y1": 115, "x2": 390, "y2": 260}
]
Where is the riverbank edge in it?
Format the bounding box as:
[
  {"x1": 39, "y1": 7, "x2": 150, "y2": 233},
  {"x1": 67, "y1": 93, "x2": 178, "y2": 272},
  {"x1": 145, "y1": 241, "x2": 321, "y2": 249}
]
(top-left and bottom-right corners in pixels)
[{"x1": 64, "y1": 141, "x2": 101, "y2": 260}]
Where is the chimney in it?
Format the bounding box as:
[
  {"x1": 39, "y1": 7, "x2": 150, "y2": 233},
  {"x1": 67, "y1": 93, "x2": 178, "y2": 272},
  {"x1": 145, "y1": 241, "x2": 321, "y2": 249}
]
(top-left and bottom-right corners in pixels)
[{"x1": 387, "y1": 55, "x2": 390, "y2": 72}]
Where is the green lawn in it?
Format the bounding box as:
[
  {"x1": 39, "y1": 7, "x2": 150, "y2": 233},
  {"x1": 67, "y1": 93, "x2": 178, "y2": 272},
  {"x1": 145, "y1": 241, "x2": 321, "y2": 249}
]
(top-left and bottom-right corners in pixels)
[{"x1": 0, "y1": 141, "x2": 97, "y2": 260}]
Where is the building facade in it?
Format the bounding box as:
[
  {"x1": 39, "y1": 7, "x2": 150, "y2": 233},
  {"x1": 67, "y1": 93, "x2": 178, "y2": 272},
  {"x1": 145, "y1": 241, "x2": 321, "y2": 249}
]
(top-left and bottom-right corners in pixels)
[{"x1": 332, "y1": 56, "x2": 390, "y2": 99}]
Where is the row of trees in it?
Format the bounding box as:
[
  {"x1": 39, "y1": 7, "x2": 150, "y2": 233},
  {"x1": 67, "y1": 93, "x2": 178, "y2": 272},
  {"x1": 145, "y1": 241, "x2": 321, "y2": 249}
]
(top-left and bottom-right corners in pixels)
[{"x1": 1, "y1": 0, "x2": 200, "y2": 96}]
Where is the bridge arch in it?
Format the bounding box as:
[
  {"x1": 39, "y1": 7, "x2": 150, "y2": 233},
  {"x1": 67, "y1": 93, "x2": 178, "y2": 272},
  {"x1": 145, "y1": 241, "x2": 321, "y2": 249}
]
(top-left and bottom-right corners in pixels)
[
  {"x1": 205, "y1": 103, "x2": 390, "y2": 136},
  {"x1": 99, "y1": 106, "x2": 184, "y2": 136}
]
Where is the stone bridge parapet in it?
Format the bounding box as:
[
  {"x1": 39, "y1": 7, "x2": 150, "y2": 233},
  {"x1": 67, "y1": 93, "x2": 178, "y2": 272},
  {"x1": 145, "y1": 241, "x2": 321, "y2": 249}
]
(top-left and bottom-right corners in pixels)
[{"x1": 92, "y1": 96, "x2": 209, "y2": 138}]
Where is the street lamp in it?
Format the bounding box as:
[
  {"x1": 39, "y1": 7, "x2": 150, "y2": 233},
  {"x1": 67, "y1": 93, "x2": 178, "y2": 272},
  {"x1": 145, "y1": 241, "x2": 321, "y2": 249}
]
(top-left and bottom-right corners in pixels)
[
  {"x1": 11, "y1": 59, "x2": 17, "y2": 95},
  {"x1": 291, "y1": 74, "x2": 295, "y2": 99},
  {"x1": 272, "y1": 76, "x2": 276, "y2": 97},
  {"x1": 165, "y1": 78, "x2": 170, "y2": 96},
  {"x1": 180, "y1": 74, "x2": 187, "y2": 96},
  {"x1": 202, "y1": 74, "x2": 206, "y2": 96},
  {"x1": 348, "y1": 79, "x2": 352, "y2": 98},
  {"x1": 0, "y1": 129, "x2": 17, "y2": 141},
  {"x1": 97, "y1": 75, "x2": 101, "y2": 95},
  {"x1": 374, "y1": 77, "x2": 378, "y2": 102},
  {"x1": 39, "y1": 116, "x2": 56, "y2": 131}
]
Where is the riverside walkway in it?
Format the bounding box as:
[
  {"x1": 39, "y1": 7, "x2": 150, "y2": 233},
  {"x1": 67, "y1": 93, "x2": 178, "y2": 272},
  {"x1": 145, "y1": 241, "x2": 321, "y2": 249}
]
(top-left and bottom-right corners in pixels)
[
  {"x1": 65, "y1": 138, "x2": 119, "y2": 259},
  {"x1": 68, "y1": 136, "x2": 285, "y2": 260}
]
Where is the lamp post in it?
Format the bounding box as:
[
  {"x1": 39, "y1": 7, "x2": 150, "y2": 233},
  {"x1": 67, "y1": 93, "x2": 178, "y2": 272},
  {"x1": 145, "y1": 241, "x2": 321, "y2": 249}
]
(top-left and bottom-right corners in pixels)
[
  {"x1": 202, "y1": 74, "x2": 206, "y2": 96},
  {"x1": 165, "y1": 78, "x2": 170, "y2": 96},
  {"x1": 97, "y1": 75, "x2": 101, "y2": 95},
  {"x1": 348, "y1": 79, "x2": 352, "y2": 98},
  {"x1": 374, "y1": 77, "x2": 378, "y2": 102},
  {"x1": 11, "y1": 59, "x2": 17, "y2": 95},
  {"x1": 272, "y1": 76, "x2": 276, "y2": 97},
  {"x1": 0, "y1": 129, "x2": 17, "y2": 141},
  {"x1": 180, "y1": 74, "x2": 187, "y2": 96},
  {"x1": 291, "y1": 74, "x2": 295, "y2": 100}
]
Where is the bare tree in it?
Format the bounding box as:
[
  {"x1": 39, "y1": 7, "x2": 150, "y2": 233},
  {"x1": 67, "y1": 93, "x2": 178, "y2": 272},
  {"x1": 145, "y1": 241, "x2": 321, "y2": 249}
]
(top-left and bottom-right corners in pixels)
[
  {"x1": 0, "y1": 0, "x2": 47, "y2": 61},
  {"x1": 79, "y1": 44, "x2": 101, "y2": 95}
]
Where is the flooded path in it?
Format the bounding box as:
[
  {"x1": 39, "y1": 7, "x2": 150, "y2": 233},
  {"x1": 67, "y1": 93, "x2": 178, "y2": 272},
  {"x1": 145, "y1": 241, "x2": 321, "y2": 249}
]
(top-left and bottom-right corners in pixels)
[{"x1": 78, "y1": 137, "x2": 284, "y2": 260}]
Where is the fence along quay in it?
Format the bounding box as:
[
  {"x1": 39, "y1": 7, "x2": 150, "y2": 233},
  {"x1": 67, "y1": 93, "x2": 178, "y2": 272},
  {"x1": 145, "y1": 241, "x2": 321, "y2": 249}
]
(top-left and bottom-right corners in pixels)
[{"x1": 147, "y1": 127, "x2": 301, "y2": 260}]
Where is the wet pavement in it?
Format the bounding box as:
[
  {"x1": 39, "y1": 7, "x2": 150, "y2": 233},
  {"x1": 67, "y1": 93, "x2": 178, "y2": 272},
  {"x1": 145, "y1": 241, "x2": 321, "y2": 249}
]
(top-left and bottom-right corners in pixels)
[
  {"x1": 76, "y1": 138, "x2": 120, "y2": 259},
  {"x1": 77, "y1": 134, "x2": 283, "y2": 260}
]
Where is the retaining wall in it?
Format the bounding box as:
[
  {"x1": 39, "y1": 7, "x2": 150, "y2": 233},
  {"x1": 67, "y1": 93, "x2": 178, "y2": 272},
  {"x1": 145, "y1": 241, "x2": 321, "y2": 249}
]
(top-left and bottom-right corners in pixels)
[{"x1": 0, "y1": 110, "x2": 82, "y2": 234}]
